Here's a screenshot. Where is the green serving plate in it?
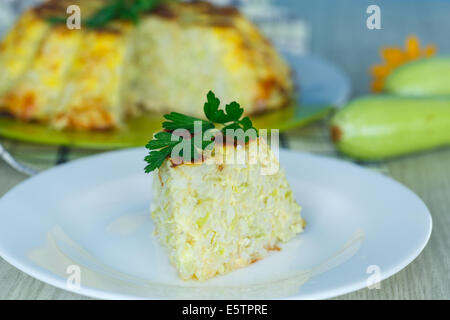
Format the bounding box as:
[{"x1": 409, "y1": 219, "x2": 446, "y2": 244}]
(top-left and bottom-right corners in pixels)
[{"x1": 0, "y1": 104, "x2": 332, "y2": 149}]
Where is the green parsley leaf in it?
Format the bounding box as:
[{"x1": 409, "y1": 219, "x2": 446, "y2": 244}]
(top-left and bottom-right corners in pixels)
[
  {"x1": 239, "y1": 116, "x2": 254, "y2": 131},
  {"x1": 144, "y1": 129, "x2": 215, "y2": 173},
  {"x1": 47, "y1": 17, "x2": 69, "y2": 24},
  {"x1": 162, "y1": 112, "x2": 214, "y2": 133},
  {"x1": 144, "y1": 147, "x2": 172, "y2": 173},
  {"x1": 85, "y1": 1, "x2": 120, "y2": 28},
  {"x1": 225, "y1": 101, "x2": 244, "y2": 121},
  {"x1": 203, "y1": 91, "x2": 257, "y2": 134},
  {"x1": 221, "y1": 122, "x2": 241, "y2": 133},
  {"x1": 48, "y1": 0, "x2": 166, "y2": 28},
  {"x1": 204, "y1": 91, "x2": 230, "y2": 123},
  {"x1": 145, "y1": 131, "x2": 179, "y2": 149}
]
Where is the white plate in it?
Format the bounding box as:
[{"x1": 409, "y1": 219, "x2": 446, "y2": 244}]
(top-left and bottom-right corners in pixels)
[
  {"x1": 0, "y1": 148, "x2": 431, "y2": 299},
  {"x1": 288, "y1": 54, "x2": 351, "y2": 107}
]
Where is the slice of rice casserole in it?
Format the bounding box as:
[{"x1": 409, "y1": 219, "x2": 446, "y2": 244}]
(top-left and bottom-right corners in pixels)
[{"x1": 151, "y1": 136, "x2": 305, "y2": 280}]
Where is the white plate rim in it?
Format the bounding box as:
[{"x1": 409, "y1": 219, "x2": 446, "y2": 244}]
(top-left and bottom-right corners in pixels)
[{"x1": 0, "y1": 148, "x2": 432, "y2": 300}]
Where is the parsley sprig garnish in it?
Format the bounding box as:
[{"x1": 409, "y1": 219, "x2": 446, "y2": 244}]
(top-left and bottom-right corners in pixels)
[
  {"x1": 203, "y1": 91, "x2": 255, "y2": 134},
  {"x1": 48, "y1": 0, "x2": 167, "y2": 28},
  {"x1": 144, "y1": 91, "x2": 258, "y2": 173}
]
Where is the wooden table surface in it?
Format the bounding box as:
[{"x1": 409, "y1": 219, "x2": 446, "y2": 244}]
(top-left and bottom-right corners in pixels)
[{"x1": 1, "y1": 0, "x2": 450, "y2": 299}]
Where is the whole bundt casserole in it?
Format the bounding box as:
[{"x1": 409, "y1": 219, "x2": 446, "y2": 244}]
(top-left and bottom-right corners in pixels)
[{"x1": 0, "y1": 0, "x2": 294, "y2": 130}]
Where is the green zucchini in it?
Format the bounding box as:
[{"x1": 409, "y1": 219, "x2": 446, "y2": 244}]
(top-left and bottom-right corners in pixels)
[
  {"x1": 331, "y1": 95, "x2": 450, "y2": 160},
  {"x1": 385, "y1": 57, "x2": 450, "y2": 96}
]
